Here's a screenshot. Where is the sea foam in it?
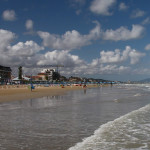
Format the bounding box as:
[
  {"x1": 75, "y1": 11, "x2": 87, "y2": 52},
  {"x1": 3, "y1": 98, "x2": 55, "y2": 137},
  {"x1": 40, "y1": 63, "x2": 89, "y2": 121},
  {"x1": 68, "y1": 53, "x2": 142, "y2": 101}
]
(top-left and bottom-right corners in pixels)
[{"x1": 68, "y1": 104, "x2": 150, "y2": 150}]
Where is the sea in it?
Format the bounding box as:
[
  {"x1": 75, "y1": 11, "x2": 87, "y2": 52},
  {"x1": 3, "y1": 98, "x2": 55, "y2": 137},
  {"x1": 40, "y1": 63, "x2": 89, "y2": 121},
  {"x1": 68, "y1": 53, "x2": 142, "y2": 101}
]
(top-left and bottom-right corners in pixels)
[{"x1": 0, "y1": 84, "x2": 150, "y2": 150}]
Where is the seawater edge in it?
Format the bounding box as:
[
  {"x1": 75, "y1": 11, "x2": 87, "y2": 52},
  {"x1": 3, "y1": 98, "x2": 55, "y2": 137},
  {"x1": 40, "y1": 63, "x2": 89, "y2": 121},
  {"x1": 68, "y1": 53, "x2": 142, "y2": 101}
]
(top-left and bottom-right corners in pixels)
[
  {"x1": 0, "y1": 84, "x2": 109, "y2": 103},
  {"x1": 1, "y1": 84, "x2": 150, "y2": 150}
]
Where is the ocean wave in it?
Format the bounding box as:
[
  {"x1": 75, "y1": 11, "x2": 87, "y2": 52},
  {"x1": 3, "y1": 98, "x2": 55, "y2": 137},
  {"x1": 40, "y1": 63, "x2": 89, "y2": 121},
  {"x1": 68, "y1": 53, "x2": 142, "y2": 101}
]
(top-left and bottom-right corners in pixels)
[{"x1": 68, "y1": 104, "x2": 150, "y2": 150}]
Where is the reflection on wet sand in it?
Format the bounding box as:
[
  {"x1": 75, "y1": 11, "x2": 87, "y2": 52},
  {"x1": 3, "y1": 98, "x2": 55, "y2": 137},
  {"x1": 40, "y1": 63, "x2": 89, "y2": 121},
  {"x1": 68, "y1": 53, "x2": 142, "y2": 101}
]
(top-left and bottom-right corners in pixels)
[
  {"x1": 1, "y1": 86, "x2": 150, "y2": 150},
  {"x1": 0, "y1": 95, "x2": 65, "y2": 111},
  {"x1": 84, "y1": 89, "x2": 86, "y2": 94}
]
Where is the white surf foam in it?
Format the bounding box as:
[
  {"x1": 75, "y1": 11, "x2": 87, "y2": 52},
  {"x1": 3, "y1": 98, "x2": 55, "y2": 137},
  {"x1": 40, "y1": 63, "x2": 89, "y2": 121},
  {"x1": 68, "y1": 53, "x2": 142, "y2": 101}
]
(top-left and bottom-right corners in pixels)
[
  {"x1": 68, "y1": 104, "x2": 150, "y2": 150},
  {"x1": 134, "y1": 93, "x2": 141, "y2": 97}
]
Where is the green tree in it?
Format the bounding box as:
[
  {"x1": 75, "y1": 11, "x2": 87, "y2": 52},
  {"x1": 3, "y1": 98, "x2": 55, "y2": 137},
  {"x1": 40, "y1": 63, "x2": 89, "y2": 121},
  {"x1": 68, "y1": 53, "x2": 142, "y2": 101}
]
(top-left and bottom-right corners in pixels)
[{"x1": 18, "y1": 66, "x2": 22, "y2": 80}]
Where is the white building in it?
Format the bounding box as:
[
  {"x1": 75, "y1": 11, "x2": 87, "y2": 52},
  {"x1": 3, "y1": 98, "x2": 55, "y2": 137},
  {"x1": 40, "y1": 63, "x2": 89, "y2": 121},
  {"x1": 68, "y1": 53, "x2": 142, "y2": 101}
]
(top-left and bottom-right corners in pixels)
[
  {"x1": 12, "y1": 76, "x2": 30, "y2": 84},
  {"x1": 41, "y1": 69, "x2": 56, "y2": 81}
]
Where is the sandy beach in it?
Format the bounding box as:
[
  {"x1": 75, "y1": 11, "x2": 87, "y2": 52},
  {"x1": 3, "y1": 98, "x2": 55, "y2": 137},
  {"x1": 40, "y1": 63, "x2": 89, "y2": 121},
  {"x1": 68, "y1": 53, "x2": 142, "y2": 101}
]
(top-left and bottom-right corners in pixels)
[{"x1": 0, "y1": 84, "x2": 98, "y2": 103}]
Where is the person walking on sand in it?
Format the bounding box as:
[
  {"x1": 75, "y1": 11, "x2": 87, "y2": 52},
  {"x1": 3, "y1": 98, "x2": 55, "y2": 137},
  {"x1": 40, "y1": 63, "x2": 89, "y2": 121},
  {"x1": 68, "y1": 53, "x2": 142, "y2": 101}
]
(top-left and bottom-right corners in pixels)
[
  {"x1": 83, "y1": 84, "x2": 87, "y2": 88},
  {"x1": 30, "y1": 83, "x2": 35, "y2": 91}
]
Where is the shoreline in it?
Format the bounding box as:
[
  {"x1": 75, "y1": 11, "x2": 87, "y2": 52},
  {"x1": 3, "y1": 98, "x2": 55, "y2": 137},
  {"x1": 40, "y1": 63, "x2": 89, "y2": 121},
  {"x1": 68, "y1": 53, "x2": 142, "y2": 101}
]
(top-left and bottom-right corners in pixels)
[{"x1": 0, "y1": 84, "x2": 99, "y2": 103}]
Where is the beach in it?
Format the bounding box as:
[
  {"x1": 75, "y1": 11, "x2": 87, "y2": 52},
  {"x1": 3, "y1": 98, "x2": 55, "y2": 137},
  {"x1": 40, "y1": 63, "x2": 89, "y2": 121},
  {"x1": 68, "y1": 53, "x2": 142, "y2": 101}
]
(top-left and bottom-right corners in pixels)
[
  {"x1": 0, "y1": 84, "x2": 98, "y2": 103},
  {"x1": 1, "y1": 84, "x2": 150, "y2": 150}
]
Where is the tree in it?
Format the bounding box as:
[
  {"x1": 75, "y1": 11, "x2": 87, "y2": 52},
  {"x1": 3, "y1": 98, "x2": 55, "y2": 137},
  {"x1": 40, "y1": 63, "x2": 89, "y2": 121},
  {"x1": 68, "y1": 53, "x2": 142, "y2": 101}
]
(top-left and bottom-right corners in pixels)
[
  {"x1": 18, "y1": 66, "x2": 22, "y2": 80},
  {"x1": 45, "y1": 75, "x2": 48, "y2": 81},
  {"x1": 53, "y1": 72, "x2": 60, "y2": 81}
]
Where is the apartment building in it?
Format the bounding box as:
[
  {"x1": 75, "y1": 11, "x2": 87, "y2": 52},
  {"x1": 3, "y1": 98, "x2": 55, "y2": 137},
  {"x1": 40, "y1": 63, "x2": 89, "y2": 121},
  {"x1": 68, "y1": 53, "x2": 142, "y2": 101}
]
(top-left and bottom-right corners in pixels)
[{"x1": 0, "y1": 65, "x2": 12, "y2": 83}]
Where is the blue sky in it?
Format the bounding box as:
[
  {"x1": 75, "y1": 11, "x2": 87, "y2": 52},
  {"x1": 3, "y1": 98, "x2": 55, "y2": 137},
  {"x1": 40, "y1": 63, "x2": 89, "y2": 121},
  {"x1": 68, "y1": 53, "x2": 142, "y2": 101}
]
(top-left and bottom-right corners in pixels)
[{"x1": 1, "y1": 0, "x2": 150, "y2": 81}]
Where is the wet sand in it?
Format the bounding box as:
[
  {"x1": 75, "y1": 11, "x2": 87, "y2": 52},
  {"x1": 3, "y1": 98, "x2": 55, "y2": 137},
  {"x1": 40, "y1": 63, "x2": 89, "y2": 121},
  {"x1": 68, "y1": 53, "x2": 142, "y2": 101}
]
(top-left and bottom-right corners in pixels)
[
  {"x1": 1, "y1": 84, "x2": 150, "y2": 150},
  {"x1": 0, "y1": 84, "x2": 98, "y2": 103}
]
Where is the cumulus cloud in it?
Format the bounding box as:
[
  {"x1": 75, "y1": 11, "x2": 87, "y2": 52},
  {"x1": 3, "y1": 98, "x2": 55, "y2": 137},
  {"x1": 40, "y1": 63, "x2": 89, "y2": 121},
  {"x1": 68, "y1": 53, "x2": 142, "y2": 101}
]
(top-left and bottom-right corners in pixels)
[
  {"x1": 90, "y1": 0, "x2": 116, "y2": 16},
  {"x1": 8, "y1": 41, "x2": 44, "y2": 56},
  {"x1": 99, "y1": 64, "x2": 130, "y2": 74},
  {"x1": 0, "y1": 29, "x2": 16, "y2": 51},
  {"x1": 0, "y1": 38, "x2": 142, "y2": 76},
  {"x1": 24, "y1": 19, "x2": 36, "y2": 35},
  {"x1": 0, "y1": 29, "x2": 88, "y2": 71},
  {"x1": 133, "y1": 68, "x2": 150, "y2": 75},
  {"x1": 38, "y1": 22, "x2": 145, "y2": 49},
  {"x1": 59, "y1": 58, "x2": 131, "y2": 76},
  {"x1": 102, "y1": 24, "x2": 145, "y2": 41},
  {"x1": 2, "y1": 10, "x2": 16, "y2": 21},
  {"x1": 25, "y1": 19, "x2": 33, "y2": 30},
  {"x1": 129, "y1": 49, "x2": 145, "y2": 64},
  {"x1": 119, "y1": 2, "x2": 128, "y2": 11},
  {"x1": 29, "y1": 49, "x2": 131, "y2": 76},
  {"x1": 62, "y1": 46, "x2": 143, "y2": 76},
  {"x1": 99, "y1": 46, "x2": 145, "y2": 65},
  {"x1": 131, "y1": 9, "x2": 145, "y2": 18},
  {"x1": 142, "y1": 17, "x2": 150, "y2": 25},
  {"x1": 0, "y1": 28, "x2": 44, "y2": 68},
  {"x1": 145, "y1": 44, "x2": 150, "y2": 50},
  {"x1": 37, "y1": 21, "x2": 101, "y2": 50},
  {"x1": 100, "y1": 49, "x2": 125, "y2": 63},
  {"x1": 0, "y1": 28, "x2": 146, "y2": 77},
  {"x1": 37, "y1": 50, "x2": 84, "y2": 67}
]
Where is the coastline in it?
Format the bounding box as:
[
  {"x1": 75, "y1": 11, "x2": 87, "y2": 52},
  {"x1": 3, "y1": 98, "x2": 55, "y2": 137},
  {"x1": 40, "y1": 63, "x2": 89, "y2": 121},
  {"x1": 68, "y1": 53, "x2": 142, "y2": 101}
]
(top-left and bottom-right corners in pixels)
[{"x1": 0, "y1": 84, "x2": 98, "y2": 103}]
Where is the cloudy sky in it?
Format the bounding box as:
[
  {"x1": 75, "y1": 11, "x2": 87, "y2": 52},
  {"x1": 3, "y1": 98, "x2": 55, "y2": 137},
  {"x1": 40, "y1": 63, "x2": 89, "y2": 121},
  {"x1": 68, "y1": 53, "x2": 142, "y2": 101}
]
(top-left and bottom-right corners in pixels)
[{"x1": 0, "y1": 0, "x2": 150, "y2": 81}]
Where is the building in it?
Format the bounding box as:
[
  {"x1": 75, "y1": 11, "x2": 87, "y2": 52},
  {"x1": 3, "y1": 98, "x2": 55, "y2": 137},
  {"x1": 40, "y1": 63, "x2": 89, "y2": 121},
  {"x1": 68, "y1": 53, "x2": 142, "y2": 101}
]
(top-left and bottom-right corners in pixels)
[
  {"x1": 0, "y1": 65, "x2": 12, "y2": 84},
  {"x1": 21, "y1": 69, "x2": 60, "y2": 83},
  {"x1": 12, "y1": 76, "x2": 30, "y2": 84},
  {"x1": 68, "y1": 76, "x2": 82, "y2": 83},
  {"x1": 45, "y1": 69, "x2": 55, "y2": 81},
  {"x1": 41, "y1": 69, "x2": 60, "y2": 81},
  {"x1": 31, "y1": 75, "x2": 43, "y2": 81},
  {"x1": 37, "y1": 72, "x2": 46, "y2": 81}
]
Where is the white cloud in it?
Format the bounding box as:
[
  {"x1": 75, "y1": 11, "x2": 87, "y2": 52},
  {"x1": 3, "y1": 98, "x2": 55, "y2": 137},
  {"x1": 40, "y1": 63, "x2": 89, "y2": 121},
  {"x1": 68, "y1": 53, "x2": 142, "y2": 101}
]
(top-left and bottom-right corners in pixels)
[
  {"x1": 145, "y1": 44, "x2": 150, "y2": 50},
  {"x1": 0, "y1": 29, "x2": 16, "y2": 51},
  {"x1": 0, "y1": 29, "x2": 87, "y2": 70},
  {"x1": 90, "y1": 0, "x2": 116, "y2": 16},
  {"x1": 90, "y1": 58, "x2": 99, "y2": 67},
  {"x1": 59, "y1": 57, "x2": 131, "y2": 76},
  {"x1": 25, "y1": 19, "x2": 34, "y2": 30},
  {"x1": 99, "y1": 64, "x2": 130, "y2": 74},
  {"x1": 0, "y1": 28, "x2": 146, "y2": 77},
  {"x1": 119, "y1": 2, "x2": 128, "y2": 11},
  {"x1": 129, "y1": 49, "x2": 145, "y2": 64},
  {"x1": 131, "y1": 9, "x2": 145, "y2": 18},
  {"x1": 37, "y1": 50, "x2": 84, "y2": 67},
  {"x1": 99, "y1": 46, "x2": 145, "y2": 65},
  {"x1": 133, "y1": 68, "x2": 150, "y2": 75},
  {"x1": 8, "y1": 41, "x2": 44, "y2": 56},
  {"x1": 102, "y1": 24, "x2": 145, "y2": 41},
  {"x1": 0, "y1": 29, "x2": 44, "y2": 67},
  {"x1": 38, "y1": 22, "x2": 101, "y2": 50},
  {"x1": 142, "y1": 17, "x2": 150, "y2": 25},
  {"x1": 24, "y1": 19, "x2": 36, "y2": 35},
  {"x1": 38, "y1": 22, "x2": 145, "y2": 50},
  {"x1": 100, "y1": 49, "x2": 123, "y2": 63},
  {"x1": 60, "y1": 46, "x2": 144, "y2": 76},
  {"x1": 2, "y1": 10, "x2": 16, "y2": 21}
]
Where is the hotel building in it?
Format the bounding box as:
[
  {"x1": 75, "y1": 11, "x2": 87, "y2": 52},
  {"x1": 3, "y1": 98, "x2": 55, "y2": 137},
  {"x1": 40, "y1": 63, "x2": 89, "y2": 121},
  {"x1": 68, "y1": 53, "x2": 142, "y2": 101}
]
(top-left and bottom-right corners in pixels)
[{"x1": 0, "y1": 65, "x2": 12, "y2": 83}]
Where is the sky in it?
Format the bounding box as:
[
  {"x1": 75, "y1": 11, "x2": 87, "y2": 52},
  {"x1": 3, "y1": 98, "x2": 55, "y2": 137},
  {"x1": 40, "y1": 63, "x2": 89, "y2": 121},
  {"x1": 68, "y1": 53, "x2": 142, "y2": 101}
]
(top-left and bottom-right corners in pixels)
[{"x1": 1, "y1": 0, "x2": 150, "y2": 81}]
